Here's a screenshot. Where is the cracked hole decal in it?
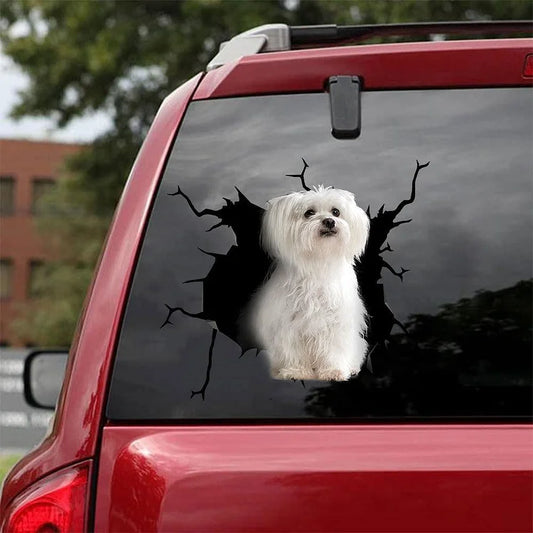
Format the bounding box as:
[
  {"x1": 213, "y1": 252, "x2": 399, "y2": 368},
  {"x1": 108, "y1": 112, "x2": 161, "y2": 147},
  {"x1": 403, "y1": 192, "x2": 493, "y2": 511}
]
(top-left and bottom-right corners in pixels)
[
  {"x1": 162, "y1": 185, "x2": 270, "y2": 354},
  {"x1": 161, "y1": 159, "x2": 430, "y2": 398}
]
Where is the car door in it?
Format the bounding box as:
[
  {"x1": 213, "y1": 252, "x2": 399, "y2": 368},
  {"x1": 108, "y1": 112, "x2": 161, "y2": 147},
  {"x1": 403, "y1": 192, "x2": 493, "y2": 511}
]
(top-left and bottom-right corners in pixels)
[{"x1": 94, "y1": 43, "x2": 533, "y2": 531}]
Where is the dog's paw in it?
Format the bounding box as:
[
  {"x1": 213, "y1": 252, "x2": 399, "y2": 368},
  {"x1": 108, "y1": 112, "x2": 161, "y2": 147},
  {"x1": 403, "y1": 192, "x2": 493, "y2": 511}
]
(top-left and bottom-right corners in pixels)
[
  {"x1": 274, "y1": 367, "x2": 315, "y2": 380},
  {"x1": 315, "y1": 368, "x2": 353, "y2": 381}
]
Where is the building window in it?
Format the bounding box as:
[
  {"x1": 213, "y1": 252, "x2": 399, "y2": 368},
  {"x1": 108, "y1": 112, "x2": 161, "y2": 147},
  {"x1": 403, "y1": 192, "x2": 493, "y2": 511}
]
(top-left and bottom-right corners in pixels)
[
  {"x1": 28, "y1": 260, "x2": 45, "y2": 298},
  {"x1": 31, "y1": 177, "x2": 56, "y2": 214},
  {"x1": 0, "y1": 259, "x2": 13, "y2": 299},
  {"x1": 0, "y1": 176, "x2": 15, "y2": 216}
]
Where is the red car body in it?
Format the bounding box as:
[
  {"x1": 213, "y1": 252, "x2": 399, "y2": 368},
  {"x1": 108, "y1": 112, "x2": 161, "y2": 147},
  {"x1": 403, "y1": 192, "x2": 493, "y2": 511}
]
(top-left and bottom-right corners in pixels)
[{"x1": 2, "y1": 36, "x2": 532, "y2": 532}]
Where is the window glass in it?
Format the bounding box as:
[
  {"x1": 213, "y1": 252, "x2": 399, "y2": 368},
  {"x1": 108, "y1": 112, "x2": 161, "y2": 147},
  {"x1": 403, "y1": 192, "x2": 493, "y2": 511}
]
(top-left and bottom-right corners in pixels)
[
  {"x1": 0, "y1": 259, "x2": 13, "y2": 299},
  {"x1": 0, "y1": 176, "x2": 15, "y2": 216},
  {"x1": 31, "y1": 178, "x2": 55, "y2": 214},
  {"x1": 107, "y1": 89, "x2": 532, "y2": 420},
  {"x1": 28, "y1": 260, "x2": 45, "y2": 298}
]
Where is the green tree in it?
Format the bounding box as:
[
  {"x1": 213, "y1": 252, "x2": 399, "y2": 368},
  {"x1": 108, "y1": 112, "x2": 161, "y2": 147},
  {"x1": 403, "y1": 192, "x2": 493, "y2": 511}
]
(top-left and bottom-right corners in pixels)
[{"x1": 1, "y1": 0, "x2": 530, "y2": 346}]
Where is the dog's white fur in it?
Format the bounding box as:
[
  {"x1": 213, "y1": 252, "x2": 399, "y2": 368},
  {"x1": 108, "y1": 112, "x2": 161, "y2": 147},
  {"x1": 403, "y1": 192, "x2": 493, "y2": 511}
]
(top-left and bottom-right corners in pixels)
[{"x1": 251, "y1": 186, "x2": 370, "y2": 381}]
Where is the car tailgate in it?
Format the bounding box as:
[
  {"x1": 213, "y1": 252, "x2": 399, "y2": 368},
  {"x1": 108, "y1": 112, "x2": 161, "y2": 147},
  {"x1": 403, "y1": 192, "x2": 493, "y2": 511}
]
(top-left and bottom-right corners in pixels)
[{"x1": 93, "y1": 424, "x2": 532, "y2": 532}]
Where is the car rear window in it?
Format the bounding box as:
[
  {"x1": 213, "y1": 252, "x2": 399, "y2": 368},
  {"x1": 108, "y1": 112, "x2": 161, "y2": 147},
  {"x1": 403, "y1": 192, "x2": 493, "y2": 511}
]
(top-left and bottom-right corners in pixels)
[{"x1": 107, "y1": 88, "x2": 532, "y2": 421}]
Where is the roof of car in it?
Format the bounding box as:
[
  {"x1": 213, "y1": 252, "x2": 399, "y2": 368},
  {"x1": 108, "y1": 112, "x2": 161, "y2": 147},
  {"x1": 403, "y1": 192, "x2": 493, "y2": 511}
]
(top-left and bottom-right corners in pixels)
[
  {"x1": 195, "y1": 38, "x2": 533, "y2": 100},
  {"x1": 207, "y1": 21, "x2": 533, "y2": 71}
]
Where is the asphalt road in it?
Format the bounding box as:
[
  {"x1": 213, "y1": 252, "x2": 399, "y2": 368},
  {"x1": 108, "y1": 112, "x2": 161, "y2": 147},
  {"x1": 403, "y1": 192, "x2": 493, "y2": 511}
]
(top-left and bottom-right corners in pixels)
[{"x1": 0, "y1": 348, "x2": 54, "y2": 454}]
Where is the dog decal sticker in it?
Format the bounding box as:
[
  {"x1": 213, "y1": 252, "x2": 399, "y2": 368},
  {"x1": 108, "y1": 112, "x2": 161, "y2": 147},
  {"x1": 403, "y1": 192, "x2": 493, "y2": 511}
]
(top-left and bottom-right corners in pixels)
[{"x1": 162, "y1": 159, "x2": 430, "y2": 396}]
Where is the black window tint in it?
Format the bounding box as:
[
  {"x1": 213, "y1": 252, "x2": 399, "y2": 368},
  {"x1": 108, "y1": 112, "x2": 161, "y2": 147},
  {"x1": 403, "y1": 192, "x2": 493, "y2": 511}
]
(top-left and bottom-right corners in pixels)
[{"x1": 107, "y1": 89, "x2": 532, "y2": 420}]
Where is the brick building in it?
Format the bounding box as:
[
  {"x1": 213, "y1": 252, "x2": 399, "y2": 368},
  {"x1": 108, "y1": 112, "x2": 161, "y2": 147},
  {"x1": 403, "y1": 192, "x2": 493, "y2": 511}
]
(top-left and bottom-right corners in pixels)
[{"x1": 0, "y1": 139, "x2": 83, "y2": 346}]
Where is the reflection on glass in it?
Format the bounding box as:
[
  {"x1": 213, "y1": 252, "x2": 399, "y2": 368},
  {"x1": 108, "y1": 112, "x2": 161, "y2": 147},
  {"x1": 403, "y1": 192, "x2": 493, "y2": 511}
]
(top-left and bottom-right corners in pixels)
[{"x1": 306, "y1": 280, "x2": 532, "y2": 418}]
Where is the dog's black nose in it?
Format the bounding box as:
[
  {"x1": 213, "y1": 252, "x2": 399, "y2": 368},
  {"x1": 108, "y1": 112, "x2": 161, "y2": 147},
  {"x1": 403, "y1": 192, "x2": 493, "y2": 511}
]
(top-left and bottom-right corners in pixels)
[{"x1": 322, "y1": 218, "x2": 335, "y2": 229}]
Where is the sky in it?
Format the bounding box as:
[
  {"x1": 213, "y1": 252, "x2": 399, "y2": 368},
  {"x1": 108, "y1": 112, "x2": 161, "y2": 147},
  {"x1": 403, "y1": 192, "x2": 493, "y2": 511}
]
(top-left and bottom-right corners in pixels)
[{"x1": 0, "y1": 49, "x2": 111, "y2": 144}]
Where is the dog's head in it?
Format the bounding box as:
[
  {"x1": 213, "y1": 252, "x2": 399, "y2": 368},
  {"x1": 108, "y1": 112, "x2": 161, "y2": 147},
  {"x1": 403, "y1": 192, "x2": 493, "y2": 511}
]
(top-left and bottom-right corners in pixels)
[{"x1": 261, "y1": 186, "x2": 369, "y2": 265}]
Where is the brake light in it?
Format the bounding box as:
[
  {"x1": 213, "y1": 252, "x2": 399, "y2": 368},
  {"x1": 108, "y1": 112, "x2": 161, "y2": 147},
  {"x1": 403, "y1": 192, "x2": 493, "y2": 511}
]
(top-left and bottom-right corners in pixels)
[
  {"x1": 3, "y1": 462, "x2": 90, "y2": 533},
  {"x1": 524, "y1": 54, "x2": 533, "y2": 77}
]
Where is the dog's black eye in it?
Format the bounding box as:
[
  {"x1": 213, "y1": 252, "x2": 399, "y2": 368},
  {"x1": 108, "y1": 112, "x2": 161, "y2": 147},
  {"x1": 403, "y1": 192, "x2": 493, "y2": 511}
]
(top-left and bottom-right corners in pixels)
[
  {"x1": 331, "y1": 208, "x2": 340, "y2": 217},
  {"x1": 304, "y1": 209, "x2": 315, "y2": 218}
]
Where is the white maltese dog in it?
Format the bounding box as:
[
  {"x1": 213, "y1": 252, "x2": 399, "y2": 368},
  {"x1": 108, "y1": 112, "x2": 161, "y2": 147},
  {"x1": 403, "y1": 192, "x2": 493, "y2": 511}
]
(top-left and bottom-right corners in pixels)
[{"x1": 251, "y1": 186, "x2": 370, "y2": 381}]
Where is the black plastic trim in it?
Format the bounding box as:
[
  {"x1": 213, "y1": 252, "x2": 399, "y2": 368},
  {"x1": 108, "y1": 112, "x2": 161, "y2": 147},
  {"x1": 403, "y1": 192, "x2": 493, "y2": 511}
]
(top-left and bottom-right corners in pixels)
[
  {"x1": 290, "y1": 21, "x2": 533, "y2": 47},
  {"x1": 328, "y1": 75, "x2": 362, "y2": 139}
]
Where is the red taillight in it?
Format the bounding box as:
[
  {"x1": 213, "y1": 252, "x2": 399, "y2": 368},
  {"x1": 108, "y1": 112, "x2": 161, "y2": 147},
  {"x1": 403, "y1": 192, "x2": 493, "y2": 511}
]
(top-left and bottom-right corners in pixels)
[
  {"x1": 524, "y1": 54, "x2": 533, "y2": 78},
  {"x1": 3, "y1": 462, "x2": 90, "y2": 533}
]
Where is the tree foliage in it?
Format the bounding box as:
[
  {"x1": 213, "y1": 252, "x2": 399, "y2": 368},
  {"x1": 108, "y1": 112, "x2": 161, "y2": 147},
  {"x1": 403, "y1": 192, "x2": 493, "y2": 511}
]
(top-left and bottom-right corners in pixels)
[{"x1": 1, "y1": 0, "x2": 531, "y2": 345}]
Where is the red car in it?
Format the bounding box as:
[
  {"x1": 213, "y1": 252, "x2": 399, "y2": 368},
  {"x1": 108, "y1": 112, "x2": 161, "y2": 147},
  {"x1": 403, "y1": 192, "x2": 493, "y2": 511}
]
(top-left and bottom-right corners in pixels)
[{"x1": 2, "y1": 21, "x2": 532, "y2": 532}]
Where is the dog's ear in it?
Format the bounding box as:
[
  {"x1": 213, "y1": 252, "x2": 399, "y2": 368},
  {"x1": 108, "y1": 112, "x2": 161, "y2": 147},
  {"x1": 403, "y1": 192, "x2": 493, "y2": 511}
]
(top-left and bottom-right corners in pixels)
[
  {"x1": 261, "y1": 195, "x2": 291, "y2": 258},
  {"x1": 336, "y1": 189, "x2": 368, "y2": 260},
  {"x1": 337, "y1": 189, "x2": 356, "y2": 204},
  {"x1": 264, "y1": 194, "x2": 289, "y2": 219},
  {"x1": 349, "y1": 207, "x2": 370, "y2": 260}
]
